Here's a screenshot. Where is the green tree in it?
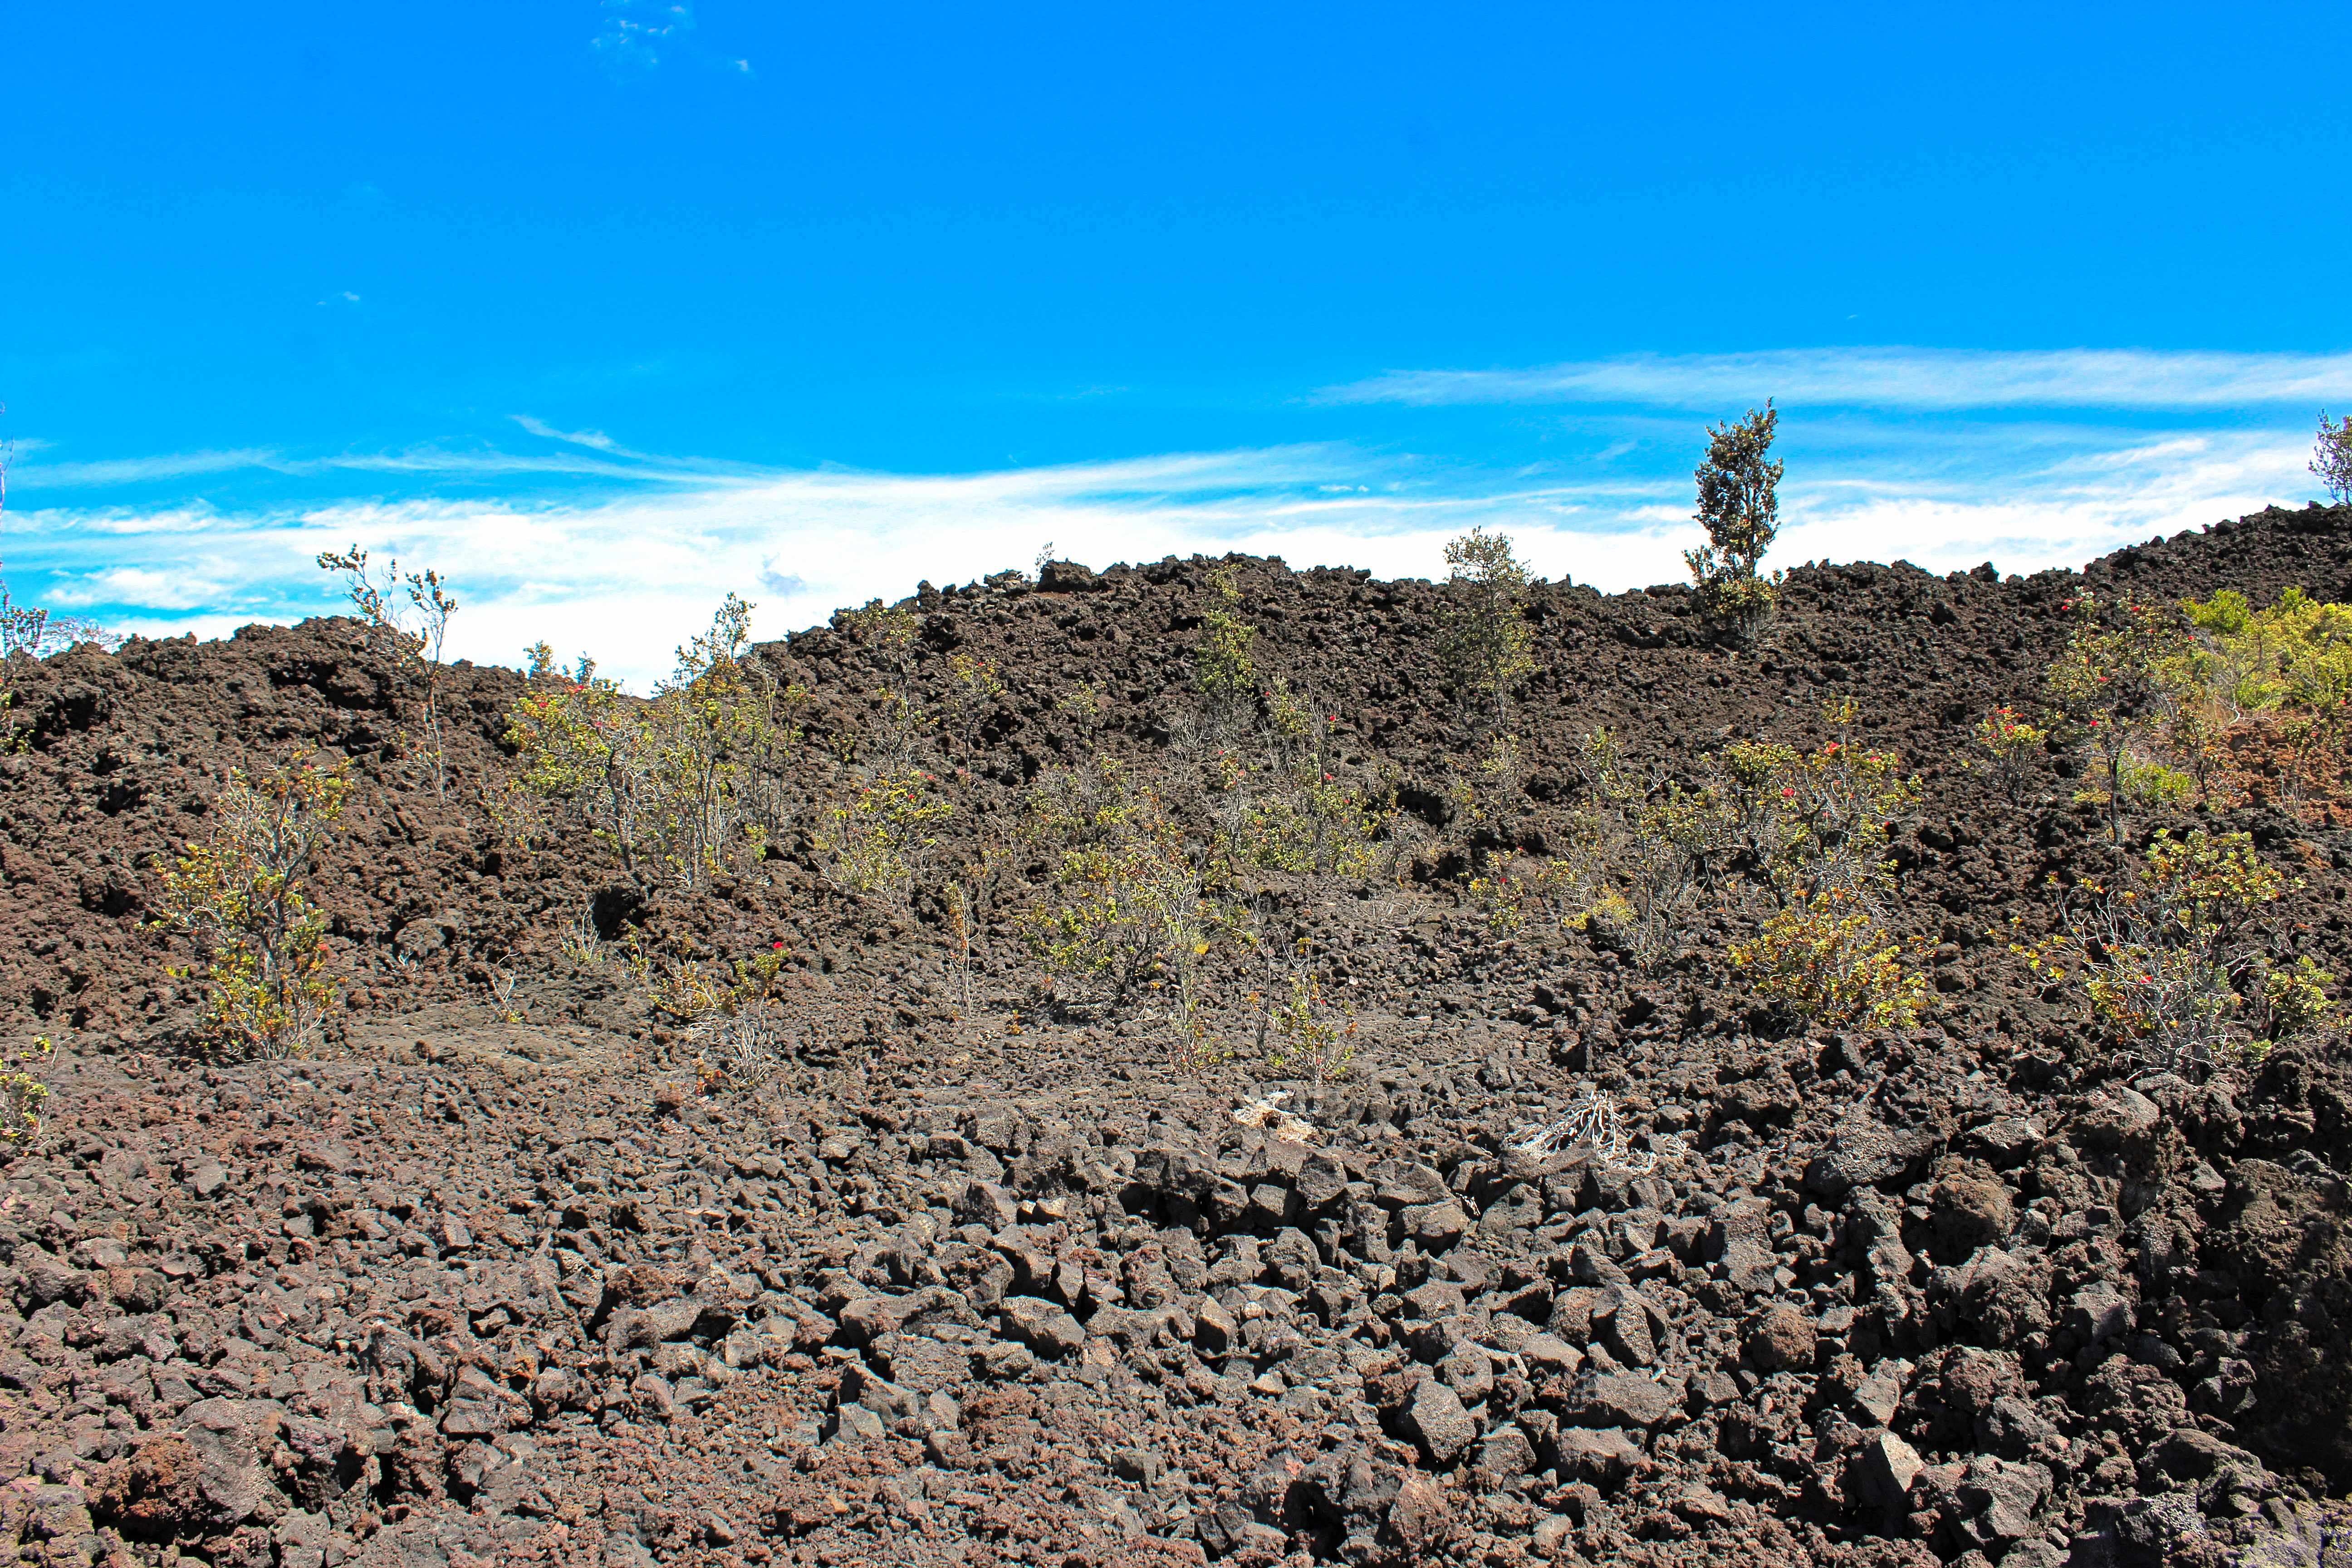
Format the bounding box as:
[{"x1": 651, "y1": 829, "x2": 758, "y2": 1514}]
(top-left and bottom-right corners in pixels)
[
  {"x1": 1684, "y1": 402, "x2": 1784, "y2": 632},
  {"x1": 2314, "y1": 411, "x2": 2352, "y2": 505},
  {"x1": 1439, "y1": 526, "x2": 1538, "y2": 726}
]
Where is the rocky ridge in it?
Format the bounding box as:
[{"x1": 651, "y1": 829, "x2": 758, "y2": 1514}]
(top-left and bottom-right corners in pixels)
[{"x1": 3, "y1": 506, "x2": 2352, "y2": 1567}]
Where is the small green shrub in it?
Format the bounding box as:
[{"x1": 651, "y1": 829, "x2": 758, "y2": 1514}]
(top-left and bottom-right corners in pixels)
[
  {"x1": 2045, "y1": 593, "x2": 2198, "y2": 843},
  {"x1": 1195, "y1": 564, "x2": 1257, "y2": 734},
  {"x1": 1024, "y1": 781, "x2": 1230, "y2": 1051},
  {"x1": 1719, "y1": 698, "x2": 1917, "y2": 906},
  {"x1": 2262, "y1": 955, "x2": 2336, "y2": 1038},
  {"x1": 1566, "y1": 728, "x2": 1722, "y2": 970},
  {"x1": 1975, "y1": 707, "x2": 2048, "y2": 800},
  {"x1": 3, "y1": 1036, "x2": 54, "y2": 1148},
  {"x1": 507, "y1": 594, "x2": 799, "y2": 889},
  {"x1": 154, "y1": 753, "x2": 352, "y2": 1059},
  {"x1": 623, "y1": 935, "x2": 789, "y2": 1024},
  {"x1": 2024, "y1": 829, "x2": 2302, "y2": 1071},
  {"x1": 1731, "y1": 888, "x2": 1927, "y2": 1028},
  {"x1": 818, "y1": 768, "x2": 953, "y2": 895},
  {"x1": 1259, "y1": 956, "x2": 1356, "y2": 1087}
]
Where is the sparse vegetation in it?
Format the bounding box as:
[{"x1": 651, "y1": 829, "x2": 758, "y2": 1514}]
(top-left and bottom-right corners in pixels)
[
  {"x1": 19, "y1": 499, "x2": 2352, "y2": 1568},
  {"x1": 2, "y1": 1035, "x2": 53, "y2": 1148},
  {"x1": 2021, "y1": 829, "x2": 2309, "y2": 1071},
  {"x1": 506, "y1": 594, "x2": 799, "y2": 889},
  {"x1": 153, "y1": 753, "x2": 351, "y2": 1059},
  {"x1": 1732, "y1": 887, "x2": 1928, "y2": 1028},
  {"x1": 2045, "y1": 592, "x2": 2197, "y2": 843},
  {"x1": 317, "y1": 546, "x2": 459, "y2": 797}
]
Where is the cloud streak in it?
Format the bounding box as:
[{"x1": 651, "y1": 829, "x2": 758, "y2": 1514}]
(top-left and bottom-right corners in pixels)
[
  {"x1": 5, "y1": 345, "x2": 2336, "y2": 690},
  {"x1": 1322, "y1": 347, "x2": 2352, "y2": 412},
  {"x1": 4, "y1": 421, "x2": 2319, "y2": 690}
]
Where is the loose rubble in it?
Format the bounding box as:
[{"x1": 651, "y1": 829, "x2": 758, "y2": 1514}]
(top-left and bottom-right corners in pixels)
[{"x1": 5, "y1": 506, "x2": 2352, "y2": 1565}]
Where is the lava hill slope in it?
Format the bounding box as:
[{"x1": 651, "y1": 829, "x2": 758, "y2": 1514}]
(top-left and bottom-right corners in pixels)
[{"x1": 0, "y1": 505, "x2": 2349, "y2": 1567}]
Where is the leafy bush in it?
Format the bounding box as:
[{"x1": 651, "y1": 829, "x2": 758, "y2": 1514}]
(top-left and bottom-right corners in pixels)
[
  {"x1": 3, "y1": 1036, "x2": 54, "y2": 1149},
  {"x1": 1732, "y1": 888, "x2": 1927, "y2": 1028},
  {"x1": 2024, "y1": 829, "x2": 2305, "y2": 1071},
  {"x1": 1023, "y1": 776, "x2": 1230, "y2": 1049},
  {"x1": 1717, "y1": 699, "x2": 1916, "y2": 906},
  {"x1": 1439, "y1": 527, "x2": 1537, "y2": 726},
  {"x1": 154, "y1": 754, "x2": 351, "y2": 1059},
  {"x1": 2045, "y1": 593, "x2": 2198, "y2": 842},
  {"x1": 1684, "y1": 401, "x2": 1784, "y2": 632},
  {"x1": 1227, "y1": 686, "x2": 1389, "y2": 882},
  {"x1": 2182, "y1": 585, "x2": 2352, "y2": 799},
  {"x1": 818, "y1": 768, "x2": 952, "y2": 895},
  {"x1": 1194, "y1": 564, "x2": 1257, "y2": 734},
  {"x1": 1259, "y1": 954, "x2": 1356, "y2": 1087},
  {"x1": 507, "y1": 594, "x2": 799, "y2": 889},
  {"x1": 1976, "y1": 706, "x2": 2049, "y2": 800},
  {"x1": 2262, "y1": 955, "x2": 2336, "y2": 1037},
  {"x1": 1567, "y1": 728, "x2": 1724, "y2": 970},
  {"x1": 1563, "y1": 703, "x2": 1914, "y2": 972}
]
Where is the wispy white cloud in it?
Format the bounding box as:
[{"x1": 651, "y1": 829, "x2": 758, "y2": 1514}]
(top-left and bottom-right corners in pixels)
[
  {"x1": 511, "y1": 415, "x2": 626, "y2": 453},
  {"x1": 10, "y1": 449, "x2": 289, "y2": 488},
  {"x1": 5, "y1": 446, "x2": 1620, "y2": 685},
  {"x1": 593, "y1": 0, "x2": 688, "y2": 70},
  {"x1": 6, "y1": 343, "x2": 2337, "y2": 690},
  {"x1": 3, "y1": 420, "x2": 2321, "y2": 690},
  {"x1": 8, "y1": 440, "x2": 764, "y2": 492},
  {"x1": 1322, "y1": 347, "x2": 2352, "y2": 412}
]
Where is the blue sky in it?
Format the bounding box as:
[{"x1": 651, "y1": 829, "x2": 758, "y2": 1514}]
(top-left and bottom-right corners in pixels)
[{"x1": 4, "y1": 3, "x2": 2350, "y2": 683}]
